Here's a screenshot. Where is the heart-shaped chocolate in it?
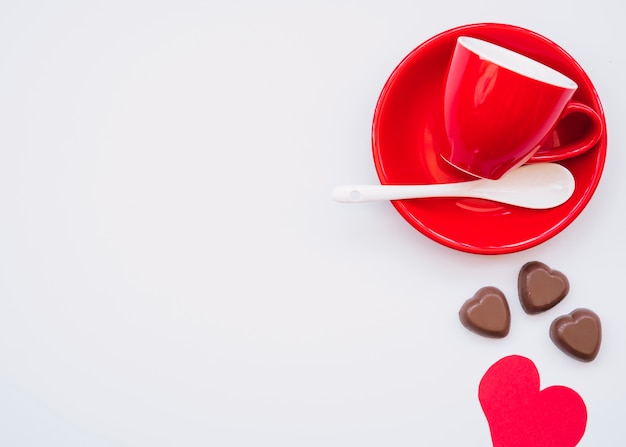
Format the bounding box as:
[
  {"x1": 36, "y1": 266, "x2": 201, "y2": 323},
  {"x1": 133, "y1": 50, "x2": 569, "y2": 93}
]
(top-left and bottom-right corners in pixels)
[
  {"x1": 550, "y1": 308, "x2": 602, "y2": 362},
  {"x1": 518, "y1": 261, "x2": 569, "y2": 314},
  {"x1": 479, "y1": 355, "x2": 587, "y2": 447},
  {"x1": 459, "y1": 286, "x2": 510, "y2": 338}
]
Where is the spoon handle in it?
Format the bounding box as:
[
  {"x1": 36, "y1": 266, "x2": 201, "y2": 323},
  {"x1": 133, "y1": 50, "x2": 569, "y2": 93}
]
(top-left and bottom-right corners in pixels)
[{"x1": 332, "y1": 182, "x2": 471, "y2": 203}]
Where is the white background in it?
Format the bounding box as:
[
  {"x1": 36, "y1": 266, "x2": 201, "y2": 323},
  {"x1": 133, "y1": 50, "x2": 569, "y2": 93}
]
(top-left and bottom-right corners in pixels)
[{"x1": 0, "y1": 0, "x2": 624, "y2": 445}]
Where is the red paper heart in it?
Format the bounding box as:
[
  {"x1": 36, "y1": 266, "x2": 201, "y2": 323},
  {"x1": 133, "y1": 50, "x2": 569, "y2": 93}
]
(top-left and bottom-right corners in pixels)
[{"x1": 479, "y1": 355, "x2": 587, "y2": 447}]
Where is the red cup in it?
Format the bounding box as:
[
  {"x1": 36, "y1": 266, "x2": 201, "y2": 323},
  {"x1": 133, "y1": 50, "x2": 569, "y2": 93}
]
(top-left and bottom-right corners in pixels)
[{"x1": 441, "y1": 36, "x2": 604, "y2": 179}]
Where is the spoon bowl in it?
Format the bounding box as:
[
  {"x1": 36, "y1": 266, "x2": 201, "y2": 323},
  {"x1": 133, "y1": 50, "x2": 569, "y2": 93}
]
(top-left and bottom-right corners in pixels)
[{"x1": 332, "y1": 163, "x2": 575, "y2": 209}]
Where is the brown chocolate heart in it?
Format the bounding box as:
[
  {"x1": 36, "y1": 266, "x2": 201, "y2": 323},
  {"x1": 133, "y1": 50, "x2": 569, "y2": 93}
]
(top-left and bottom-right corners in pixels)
[
  {"x1": 518, "y1": 261, "x2": 569, "y2": 314},
  {"x1": 459, "y1": 286, "x2": 510, "y2": 338},
  {"x1": 550, "y1": 308, "x2": 602, "y2": 362}
]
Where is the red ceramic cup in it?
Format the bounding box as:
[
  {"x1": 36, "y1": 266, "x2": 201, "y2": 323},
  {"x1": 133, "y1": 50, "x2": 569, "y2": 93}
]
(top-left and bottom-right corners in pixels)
[{"x1": 441, "y1": 36, "x2": 604, "y2": 179}]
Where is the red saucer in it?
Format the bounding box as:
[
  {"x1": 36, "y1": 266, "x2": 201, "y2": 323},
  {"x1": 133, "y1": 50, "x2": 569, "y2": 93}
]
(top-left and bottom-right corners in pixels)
[{"x1": 372, "y1": 23, "x2": 607, "y2": 255}]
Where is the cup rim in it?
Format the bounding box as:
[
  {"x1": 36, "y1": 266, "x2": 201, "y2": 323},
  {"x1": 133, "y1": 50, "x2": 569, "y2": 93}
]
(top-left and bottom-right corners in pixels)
[{"x1": 458, "y1": 36, "x2": 578, "y2": 90}]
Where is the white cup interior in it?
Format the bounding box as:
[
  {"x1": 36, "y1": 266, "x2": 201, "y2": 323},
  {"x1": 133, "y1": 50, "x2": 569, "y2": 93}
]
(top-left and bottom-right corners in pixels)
[{"x1": 458, "y1": 36, "x2": 577, "y2": 90}]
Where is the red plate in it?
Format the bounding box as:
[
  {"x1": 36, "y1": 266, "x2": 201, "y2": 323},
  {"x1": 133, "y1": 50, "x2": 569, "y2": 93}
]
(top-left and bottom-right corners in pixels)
[{"x1": 372, "y1": 23, "x2": 607, "y2": 255}]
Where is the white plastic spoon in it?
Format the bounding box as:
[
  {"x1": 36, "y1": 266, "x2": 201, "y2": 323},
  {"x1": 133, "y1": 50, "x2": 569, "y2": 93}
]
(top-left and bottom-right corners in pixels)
[{"x1": 332, "y1": 163, "x2": 575, "y2": 209}]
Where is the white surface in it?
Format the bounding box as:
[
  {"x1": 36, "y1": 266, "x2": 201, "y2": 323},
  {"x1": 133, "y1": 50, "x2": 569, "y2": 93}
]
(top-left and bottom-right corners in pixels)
[{"x1": 0, "y1": 0, "x2": 624, "y2": 445}]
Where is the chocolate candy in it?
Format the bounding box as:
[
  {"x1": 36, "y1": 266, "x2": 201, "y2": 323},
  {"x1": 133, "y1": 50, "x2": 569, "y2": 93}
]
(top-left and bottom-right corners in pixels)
[
  {"x1": 459, "y1": 286, "x2": 510, "y2": 338},
  {"x1": 518, "y1": 261, "x2": 569, "y2": 314},
  {"x1": 550, "y1": 308, "x2": 602, "y2": 362},
  {"x1": 458, "y1": 262, "x2": 603, "y2": 362}
]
